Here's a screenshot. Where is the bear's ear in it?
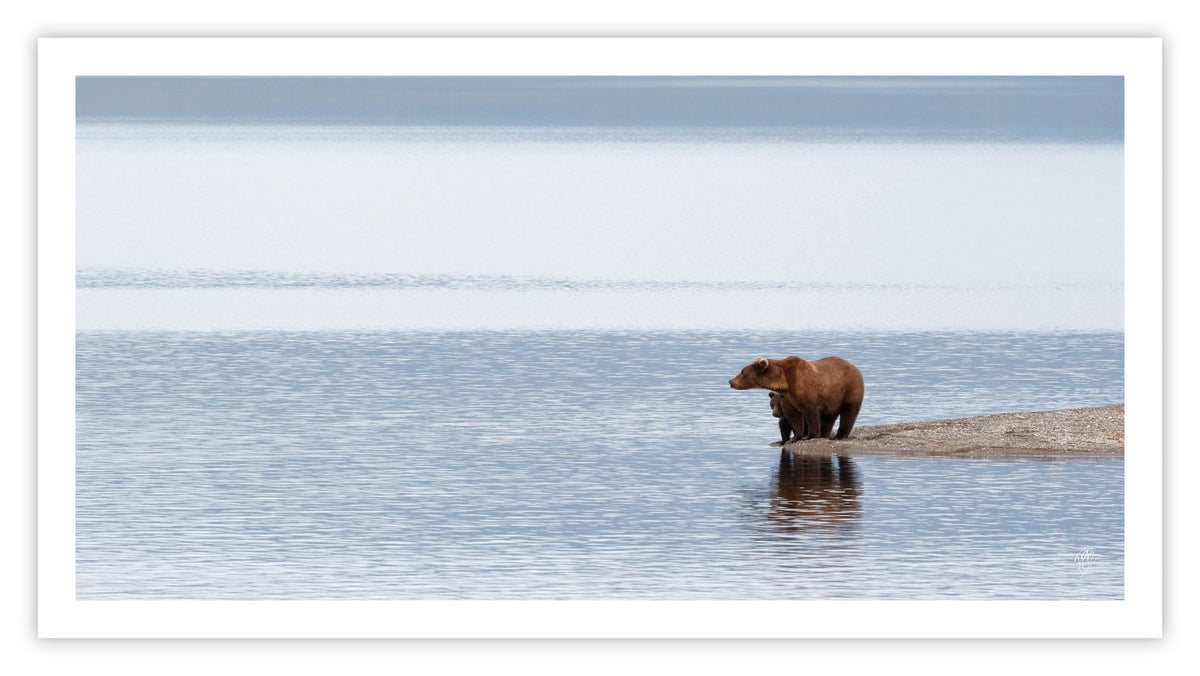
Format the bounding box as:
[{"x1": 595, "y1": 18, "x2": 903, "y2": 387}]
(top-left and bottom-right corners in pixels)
[{"x1": 755, "y1": 357, "x2": 770, "y2": 370}]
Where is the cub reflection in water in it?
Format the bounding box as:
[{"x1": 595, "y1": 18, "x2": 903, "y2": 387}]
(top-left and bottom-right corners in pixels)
[{"x1": 765, "y1": 454, "x2": 862, "y2": 533}]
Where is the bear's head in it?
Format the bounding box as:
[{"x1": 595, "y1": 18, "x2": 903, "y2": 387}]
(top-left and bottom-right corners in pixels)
[
  {"x1": 729, "y1": 357, "x2": 788, "y2": 391},
  {"x1": 769, "y1": 391, "x2": 784, "y2": 418}
]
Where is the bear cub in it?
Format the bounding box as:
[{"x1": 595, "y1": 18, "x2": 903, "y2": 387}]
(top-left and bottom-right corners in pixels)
[{"x1": 769, "y1": 392, "x2": 797, "y2": 444}]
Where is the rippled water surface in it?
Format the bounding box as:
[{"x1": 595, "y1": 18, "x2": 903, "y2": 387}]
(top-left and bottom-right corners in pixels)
[{"x1": 76, "y1": 330, "x2": 1123, "y2": 599}]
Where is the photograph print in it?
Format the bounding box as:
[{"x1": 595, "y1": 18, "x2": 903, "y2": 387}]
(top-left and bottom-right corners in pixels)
[{"x1": 74, "y1": 69, "x2": 1125, "y2": 603}]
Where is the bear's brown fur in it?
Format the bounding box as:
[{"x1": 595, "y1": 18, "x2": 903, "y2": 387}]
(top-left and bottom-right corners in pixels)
[{"x1": 731, "y1": 356, "x2": 864, "y2": 440}]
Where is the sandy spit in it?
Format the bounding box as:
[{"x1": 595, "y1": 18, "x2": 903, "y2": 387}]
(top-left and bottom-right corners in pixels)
[{"x1": 780, "y1": 405, "x2": 1124, "y2": 460}]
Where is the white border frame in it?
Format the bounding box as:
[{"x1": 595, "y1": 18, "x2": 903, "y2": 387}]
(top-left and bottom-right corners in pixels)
[{"x1": 38, "y1": 37, "x2": 1162, "y2": 638}]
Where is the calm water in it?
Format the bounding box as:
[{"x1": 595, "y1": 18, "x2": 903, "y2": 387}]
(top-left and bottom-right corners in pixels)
[{"x1": 76, "y1": 330, "x2": 1124, "y2": 599}]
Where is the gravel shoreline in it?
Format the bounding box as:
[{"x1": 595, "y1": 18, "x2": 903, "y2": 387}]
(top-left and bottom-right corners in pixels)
[{"x1": 779, "y1": 404, "x2": 1124, "y2": 459}]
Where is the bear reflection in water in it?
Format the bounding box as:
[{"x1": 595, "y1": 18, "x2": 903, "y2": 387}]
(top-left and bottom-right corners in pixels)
[{"x1": 762, "y1": 454, "x2": 862, "y2": 533}]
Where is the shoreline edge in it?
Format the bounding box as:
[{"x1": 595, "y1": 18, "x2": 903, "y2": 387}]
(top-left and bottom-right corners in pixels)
[{"x1": 781, "y1": 404, "x2": 1124, "y2": 459}]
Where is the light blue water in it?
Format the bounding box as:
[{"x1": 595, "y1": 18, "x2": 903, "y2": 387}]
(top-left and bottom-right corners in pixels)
[
  {"x1": 75, "y1": 330, "x2": 1123, "y2": 599},
  {"x1": 75, "y1": 126, "x2": 1123, "y2": 299}
]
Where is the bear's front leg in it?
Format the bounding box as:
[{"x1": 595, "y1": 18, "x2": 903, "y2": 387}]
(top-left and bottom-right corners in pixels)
[
  {"x1": 819, "y1": 412, "x2": 838, "y2": 439},
  {"x1": 777, "y1": 395, "x2": 809, "y2": 441},
  {"x1": 801, "y1": 406, "x2": 821, "y2": 440}
]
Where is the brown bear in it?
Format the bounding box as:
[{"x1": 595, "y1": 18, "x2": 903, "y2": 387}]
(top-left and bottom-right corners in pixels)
[{"x1": 731, "y1": 356, "x2": 864, "y2": 440}]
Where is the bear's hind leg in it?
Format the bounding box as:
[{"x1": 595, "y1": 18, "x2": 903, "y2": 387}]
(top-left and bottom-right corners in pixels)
[{"x1": 835, "y1": 401, "x2": 861, "y2": 439}]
